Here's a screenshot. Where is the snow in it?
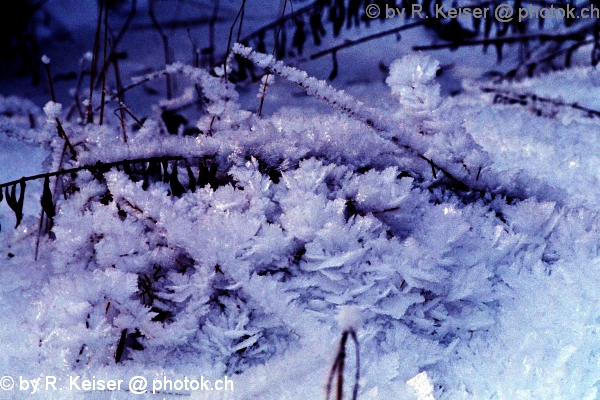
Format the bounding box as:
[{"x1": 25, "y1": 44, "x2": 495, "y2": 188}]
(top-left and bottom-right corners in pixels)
[{"x1": 3, "y1": 3, "x2": 600, "y2": 399}]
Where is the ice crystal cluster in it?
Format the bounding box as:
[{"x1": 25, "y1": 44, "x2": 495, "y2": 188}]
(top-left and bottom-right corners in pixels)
[{"x1": 2, "y1": 49, "x2": 600, "y2": 399}]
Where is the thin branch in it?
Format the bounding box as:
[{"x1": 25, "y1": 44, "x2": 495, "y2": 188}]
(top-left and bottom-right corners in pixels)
[
  {"x1": 114, "y1": 103, "x2": 143, "y2": 126},
  {"x1": 508, "y1": 38, "x2": 594, "y2": 77},
  {"x1": 56, "y1": 124, "x2": 77, "y2": 160},
  {"x1": 43, "y1": 60, "x2": 57, "y2": 102},
  {"x1": 70, "y1": 55, "x2": 90, "y2": 121},
  {"x1": 337, "y1": 333, "x2": 346, "y2": 400},
  {"x1": 482, "y1": 86, "x2": 600, "y2": 118},
  {"x1": 310, "y1": 20, "x2": 425, "y2": 61},
  {"x1": 109, "y1": 38, "x2": 128, "y2": 142},
  {"x1": 99, "y1": 0, "x2": 109, "y2": 125},
  {"x1": 129, "y1": 16, "x2": 224, "y2": 31},
  {"x1": 326, "y1": 329, "x2": 359, "y2": 400},
  {"x1": 42, "y1": 59, "x2": 77, "y2": 158},
  {"x1": 237, "y1": 0, "x2": 316, "y2": 47},
  {"x1": 350, "y1": 330, "x2": 360, "y2": 400},
  {"x1": 148, "y1": 0, "x2": 172, "y2": 99},
  {"x1": 224, "y1": 0, "x2": 247, "y2": 81},
  {"x1": 187, "y1": 28, "x2": 199, "y2": 68},
  {"x1": 93, "y1": 0, "x2": 137, "y2": 91},
  {"x1": 0, "y1": 156, "x2": 184, "y2": 190},
  {"x1": 236, "y1": 4, "x2": 245, "y2": 42},
  {"x1": 34, "y1": 208, "x2": 44, "y2": 261},
  {"x1": 111, "y1": 70, "x2": 167, "y2": 101},
  {"x1": 113, "y1": 0, "x2": 137, "y2": 48},
  {"x1": 207, "y1": 0, "x2": 220, "y2": 68},
  {"x1": 325, "y1": 343, "x2": 342, "y2": 400},
  {"x1": 257, "y1": 0, "x2": 288, "y2": 116},
  {"x1": 87, "y1": 0, "x2": 105, "y2": 123},
  {"x1": 413, "y1": 31, "x2": 587, "y2": 51}
]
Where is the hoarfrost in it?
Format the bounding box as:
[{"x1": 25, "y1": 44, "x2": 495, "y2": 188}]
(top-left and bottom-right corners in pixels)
[
  {"x1": 43, "y1": 101, "x2": 62, "y2": 120},
  {"x1": 2, "y1": 44, "x2": 600, "y2": 400}
]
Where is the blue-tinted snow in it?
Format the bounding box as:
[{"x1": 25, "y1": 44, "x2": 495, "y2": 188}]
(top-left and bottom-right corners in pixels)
[{"x1": 2, "y1": 2, "x2": 600, "y2": 399}]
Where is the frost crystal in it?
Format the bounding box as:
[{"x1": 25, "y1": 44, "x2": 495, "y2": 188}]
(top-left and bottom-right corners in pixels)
[
  {"x1": 43, "y1": 101, "x2": 62, "y2": 120},
  {"x1": 335, "y1": 305, "x2": 363, "y2": 331},
  {"x1": 406, "y1": 371, "x2": 435, "y2": 400},
  {"x1": 386, "y1": 54, "x2": 441, "y2": 112},
  {"x1": 213, "y1": 64, "x2": 225, "y2": 77}
]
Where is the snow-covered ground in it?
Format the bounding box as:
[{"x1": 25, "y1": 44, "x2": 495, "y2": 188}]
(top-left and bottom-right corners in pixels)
[{"x1": 2, "y1": 1, "x2": 600, "y2": 399}]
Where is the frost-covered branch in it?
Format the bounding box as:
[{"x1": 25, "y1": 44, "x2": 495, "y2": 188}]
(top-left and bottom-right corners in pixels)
[
  {"x1": 0, "y1": 155, "x2": 185, "y2": 190},
  {"x1": 232, "y1": 43, "x2": 388, "y2": 132},
  {"x1": 231, "y1": 43, "x2": 534, "y2": 202}
]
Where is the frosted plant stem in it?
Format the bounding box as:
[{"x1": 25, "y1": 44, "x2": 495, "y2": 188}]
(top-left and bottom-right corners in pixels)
[
  {"x1": 232, "y1": 43, "x2": 532, "y2": 202},
  {"x1": 257, "y1": 0, "x2": 288, "y2": 116},
  {"x1": 42, "y1": 58, "x2": 77, "y2": 158}
]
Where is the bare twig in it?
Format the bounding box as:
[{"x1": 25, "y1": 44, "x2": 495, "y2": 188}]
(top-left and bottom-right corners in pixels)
[
  {"x1": 413, "y1": 31, "x2": 587, "y2": 51},
  {"x1": 325, "y1": 329, "x2": 360, "y2": 400},
  {"x1": 114, "y1": 103, "x2": 143, "y2": 126},
  {"x1": 109, "y1": 38, "x2": 128, "y2": 142},
  {"x1": 207, "y1": 0, "x2": 220, "y2": 68},
  {"x1": 187, "y1": 28, "x2": 199, "y2": 68},
  {"x1": 148, "y1": 0, "x2": 172, "y2": 99},
  {"x1": 508, "y1": 38, "x2": 594, "y2": 77},
  {"x1": 69, "y1": 54, "x2": 91, "y2": 121},
  {"x1": 42, "y1": 59, "x2": 77, "y2": 158},
  {"x1": 113, "y1": 0, "x2": 137, "y2": 48},
  {"x1": 93, "y1": 0, "x2": 137, "y2": 91},
  {"x1": 482, "y1": 86, "x2": 600, "y2": 118},
  {"x1": 309, "y1": 20, "x2": 425, "y2": 61},
  {"x1": 237, "y1": 0, "x2": 317, "y2": 48},
  {"x1": 88, "y1": 0, "x2": 105, "y2": 123},
  {"x1": 99, "y1": 0, "x2": 109, "y2": 125},
  {"x1": 224, "y1": 0, "x2": 247, "y2": 82}
]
